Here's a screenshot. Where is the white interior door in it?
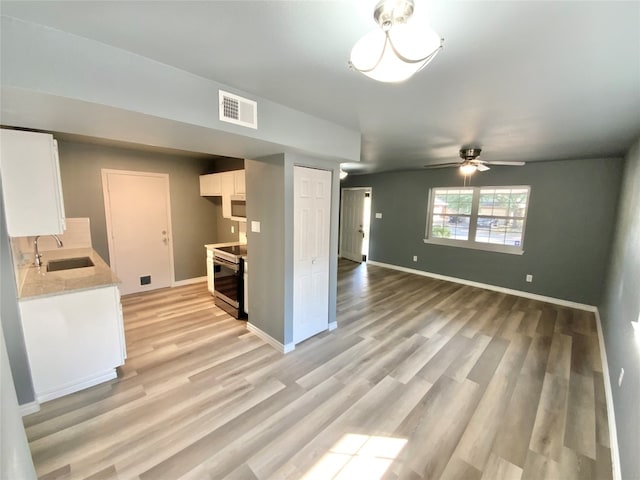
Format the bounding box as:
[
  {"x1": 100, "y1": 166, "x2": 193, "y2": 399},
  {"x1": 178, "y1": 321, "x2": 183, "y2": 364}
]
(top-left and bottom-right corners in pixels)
[
  {"x1": 102, "y1": 170, "x2": 174, "y2": 295},
  {"x1": 293, "y1": 166, "x2": 331, "y2": 345},
  {"x1": 340, "y1": 188, "x2": 367, "y2": 263}
]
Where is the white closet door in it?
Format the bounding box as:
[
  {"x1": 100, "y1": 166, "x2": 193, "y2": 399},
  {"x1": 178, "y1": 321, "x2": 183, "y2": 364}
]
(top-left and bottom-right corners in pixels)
[{"x1": 293, "y1": 166, "x2": 331, "y2": 344}]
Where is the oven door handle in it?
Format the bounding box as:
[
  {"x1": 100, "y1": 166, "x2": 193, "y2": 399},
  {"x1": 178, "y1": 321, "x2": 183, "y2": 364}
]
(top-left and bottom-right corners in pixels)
[{"x1": 213, "y1": 257, "x2": 240, "y2": 272}]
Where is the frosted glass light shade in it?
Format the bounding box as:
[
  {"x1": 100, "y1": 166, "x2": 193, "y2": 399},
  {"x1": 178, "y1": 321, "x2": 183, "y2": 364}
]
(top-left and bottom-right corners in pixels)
[
  {"x1": 350, "y1": 24, "x2": 442, "y2": 83},
  {"x1": 459, "y1": 164, "x2": 477, "y2": 176}
]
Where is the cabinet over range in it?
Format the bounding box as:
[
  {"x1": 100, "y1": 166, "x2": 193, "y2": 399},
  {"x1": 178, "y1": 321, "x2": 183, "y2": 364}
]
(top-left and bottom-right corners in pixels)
[{"x1": 199, "y1": 169, "x2": 246, "y2": 221}]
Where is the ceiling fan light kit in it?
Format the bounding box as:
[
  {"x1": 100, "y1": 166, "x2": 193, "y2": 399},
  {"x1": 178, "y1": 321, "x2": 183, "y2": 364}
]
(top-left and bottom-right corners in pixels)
[
  {"x1": 423, "y1": 148, "x2": 526, "y2": 176},
  {"x1": 349, "y1": 0, "x2": 443, "y2": 83},
  {"x1": 459, "y1": 163, "x2": 477, "y2": 176}
]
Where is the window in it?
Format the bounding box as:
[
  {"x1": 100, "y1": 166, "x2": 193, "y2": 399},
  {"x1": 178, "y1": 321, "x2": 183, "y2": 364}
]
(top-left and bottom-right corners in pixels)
[{"x1": 425, "y1": 186, "x2": 530, "y2": 254}]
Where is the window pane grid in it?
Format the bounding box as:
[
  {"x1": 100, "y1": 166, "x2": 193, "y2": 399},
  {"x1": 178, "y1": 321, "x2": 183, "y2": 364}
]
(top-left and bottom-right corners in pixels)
[{"x1": 427, "y1": 185, "x2": 529, "y2": 253}]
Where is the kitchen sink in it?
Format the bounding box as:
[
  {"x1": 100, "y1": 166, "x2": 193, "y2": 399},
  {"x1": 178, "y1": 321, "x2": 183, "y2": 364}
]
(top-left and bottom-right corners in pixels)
[{"x1": 46, "y1": 257, "x2": 95, "y2": 272}]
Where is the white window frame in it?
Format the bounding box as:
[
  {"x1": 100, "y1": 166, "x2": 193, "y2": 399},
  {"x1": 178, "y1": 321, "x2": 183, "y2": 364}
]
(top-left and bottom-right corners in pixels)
[{"x1": 424, "y1": 185, "x2": 531, "y2": 255}]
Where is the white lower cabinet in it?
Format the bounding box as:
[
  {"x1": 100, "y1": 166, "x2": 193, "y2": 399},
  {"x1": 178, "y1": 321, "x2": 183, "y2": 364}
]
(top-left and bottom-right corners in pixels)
[
  {"x1": 243, "y1": 259, "x2": 248, "y2": 315},
  {"x1": 206, "y1": 248, "x2": 215, "y2": 295},
  {"x1": 19, "y1": 286, "x2": 126, "y2": 403}
]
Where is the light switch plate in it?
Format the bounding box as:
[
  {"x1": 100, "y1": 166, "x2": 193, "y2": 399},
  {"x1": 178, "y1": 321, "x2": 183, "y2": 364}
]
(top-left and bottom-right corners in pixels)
[
  {"x1": 251, "y1": 221, "x2": 261, "y2": 233},
  {"x1": 375, "y1": 213, "x2": 382, "y2": 219}
]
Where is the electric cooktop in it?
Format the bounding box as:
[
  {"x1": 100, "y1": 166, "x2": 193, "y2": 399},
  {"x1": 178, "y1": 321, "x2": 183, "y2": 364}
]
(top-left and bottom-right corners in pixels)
[{"x1": 216, "y1": 245, "x2": 247, "y2": 257}]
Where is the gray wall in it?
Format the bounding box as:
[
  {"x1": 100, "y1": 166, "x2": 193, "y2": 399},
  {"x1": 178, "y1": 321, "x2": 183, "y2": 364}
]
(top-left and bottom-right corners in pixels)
[
  {"x1": 0, "y1": 326, "x2": 36, "y2": 479},
  {"x1": 246, "y1": 155, "x2": 286, "y2": 343},
  {"x1": 1, "y1": 16, "x2": 361, "y2": 163},
  {"x1": 599, "y1": 138, "x2": 640, "y2": 480},
  {"x1": 203, "y1": 156, "x2": 246, "y2": 244},
  {"x1": 0, "y1": 173, "x2": 35, "y2": 405},
  {"x1": 58, "y1": 140, "x2": 243, "y2": 281},
  {"x1": 344, "y1": 157, "x2": 622, "y2": 305},
  {"x1": 207, "y1": 196, "x2": 242, "y2": 245},
  {"x1": 246, "y1": 154, "x2": 340, "y2": 345}
]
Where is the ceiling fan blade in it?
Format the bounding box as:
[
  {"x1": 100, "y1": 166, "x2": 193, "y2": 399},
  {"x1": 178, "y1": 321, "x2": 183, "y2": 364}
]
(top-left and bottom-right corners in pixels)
[
  {"x1": 424, "y1": 162, "x2": 461, "y2": 169},
  {"x1": 484, "y1": 161, "x2": 526, "y2": 166},
  {"x1": 476, "y1": 164, "x2": 490, "y2": 172}
]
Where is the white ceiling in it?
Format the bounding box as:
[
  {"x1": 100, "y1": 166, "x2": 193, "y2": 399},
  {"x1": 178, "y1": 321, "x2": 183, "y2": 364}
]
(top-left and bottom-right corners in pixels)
[{"x1": 2, "y1": 0, "x2": 639, "y2": 173}]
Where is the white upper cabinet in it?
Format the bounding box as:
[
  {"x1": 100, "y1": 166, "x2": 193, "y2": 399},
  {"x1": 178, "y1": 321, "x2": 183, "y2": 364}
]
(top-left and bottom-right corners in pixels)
[
  {"x1": 220, "y1": 171, "x2": 235, "y2": 218},
  {"x1": 199, "y1": 173, "x2": 223, "y2": 196},
  {"x1": 199, "y1": 169, "x2": 246, "y2": 219},
  {"x1": 0, "y1": 129, "x2": 66, "y2": 237},
  {"x1": 233, "y1": 170, "x2": 246, "y2": 195},
  {"x1": 199, "y1": 170, "x2": 245, "y2": 198}
]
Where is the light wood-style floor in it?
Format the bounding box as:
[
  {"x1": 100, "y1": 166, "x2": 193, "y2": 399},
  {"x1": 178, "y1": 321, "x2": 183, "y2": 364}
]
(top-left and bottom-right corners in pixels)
[{"x1": 24, "y1": 260, "x2": 612, "y2": 480}]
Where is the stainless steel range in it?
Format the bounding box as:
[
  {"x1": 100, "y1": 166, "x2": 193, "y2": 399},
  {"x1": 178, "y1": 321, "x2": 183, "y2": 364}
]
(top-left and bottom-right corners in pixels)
[{"x1": 212, "y1": 245, "x2": 247, "y2": 319}]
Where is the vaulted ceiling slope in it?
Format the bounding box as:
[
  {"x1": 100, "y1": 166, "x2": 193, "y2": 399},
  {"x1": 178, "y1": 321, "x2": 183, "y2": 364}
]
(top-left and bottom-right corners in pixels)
[{"x1": 1, "y1": 1, "x2": 639, "y2": 173}]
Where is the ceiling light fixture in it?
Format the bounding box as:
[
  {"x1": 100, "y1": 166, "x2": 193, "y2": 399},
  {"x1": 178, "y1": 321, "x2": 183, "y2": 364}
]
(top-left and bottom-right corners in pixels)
[
  {"x1": 349, "y1": 0, "x2": 443, "y2": 83},
  {"x1": 459, "y1": 163, "x2": 477, "y2": 176}
]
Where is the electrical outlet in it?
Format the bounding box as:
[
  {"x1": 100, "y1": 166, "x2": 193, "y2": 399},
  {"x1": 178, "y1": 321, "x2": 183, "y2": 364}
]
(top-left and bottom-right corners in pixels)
[
  {"x1": 618, "y1": 367, "x2": 625, "y2": 387},
  {"x1": 413, "y1": 255, "x2": 418, "y2": 262},
  {"x1": 526, "y1": 274, "x2": 533, "y2": 283}
]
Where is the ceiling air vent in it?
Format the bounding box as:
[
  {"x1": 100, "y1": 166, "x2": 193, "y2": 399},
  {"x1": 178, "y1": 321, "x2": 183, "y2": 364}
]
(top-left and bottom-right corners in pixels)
[{"x1": 219, "y1": 90, "x2": 258, "y2": 129}]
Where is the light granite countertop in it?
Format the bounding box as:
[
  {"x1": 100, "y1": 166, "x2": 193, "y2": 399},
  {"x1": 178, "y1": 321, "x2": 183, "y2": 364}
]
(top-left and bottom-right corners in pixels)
[{"x1": 19, "y1": 248, "x2": 120, "y2": 300}]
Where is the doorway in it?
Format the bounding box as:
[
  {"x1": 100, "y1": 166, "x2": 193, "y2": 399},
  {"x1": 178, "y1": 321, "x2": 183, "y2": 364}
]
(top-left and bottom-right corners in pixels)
[
  {"x1": 339, "y1": 187, "x2": 372, "y2": 263},
  {"x1": 102, "y1": 169, "x2": 174, "y2": 295}
]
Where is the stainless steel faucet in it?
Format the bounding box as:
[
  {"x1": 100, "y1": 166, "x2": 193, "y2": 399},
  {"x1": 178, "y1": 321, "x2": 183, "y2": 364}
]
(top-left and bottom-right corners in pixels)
[{"x1": 34, "y1": 234, "x2": 64, "y2": 267}]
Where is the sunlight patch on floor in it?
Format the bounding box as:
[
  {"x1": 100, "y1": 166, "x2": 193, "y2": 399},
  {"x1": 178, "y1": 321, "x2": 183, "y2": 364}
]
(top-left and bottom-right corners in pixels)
[{"x1": 301, "y1": 434, "x2": 407, "y2": 480}]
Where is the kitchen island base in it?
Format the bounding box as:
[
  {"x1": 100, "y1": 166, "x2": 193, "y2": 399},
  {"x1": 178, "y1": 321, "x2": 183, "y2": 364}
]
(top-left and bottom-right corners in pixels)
[{"x1": 19, "y1": 285, "x2": 126, "y2": 404}]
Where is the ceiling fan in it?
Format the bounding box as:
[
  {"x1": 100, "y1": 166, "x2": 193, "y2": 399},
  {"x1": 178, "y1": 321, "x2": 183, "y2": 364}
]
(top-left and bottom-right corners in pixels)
[{"x1": 425, "y1": 148, "x2": 525, "y2": 175}]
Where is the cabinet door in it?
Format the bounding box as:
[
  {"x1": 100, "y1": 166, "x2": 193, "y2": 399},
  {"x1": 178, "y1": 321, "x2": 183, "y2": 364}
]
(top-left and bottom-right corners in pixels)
[
  {"x1": 206, "y1": 250, "x2": 215, "y2": 294},
  {"x1": 0, "y1": 129, "x2": 66, "y2": 236},
  {"x1": 243, "y1": 267, "x2": 248, "y2": 315},
  {"x1": 234, "y1": 170, "x2": 246, "y2": 195},
  {"x1": 19, "y1": 286, "x2": 124, "y2": 402},
  {"x1": 221, "y1": 172, "x2": 235, "y2": 218},
  {"x1": 199, "y1": 173, "x2": 223, "y2": 196}
]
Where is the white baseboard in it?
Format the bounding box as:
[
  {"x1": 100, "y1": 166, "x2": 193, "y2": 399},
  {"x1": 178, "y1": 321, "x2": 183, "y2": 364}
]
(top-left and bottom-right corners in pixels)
[
  {"x1": 367, "y1": 260, "x2": 597, "y2": 312},
  {"x1": 247, "y1": 322, "x2": 295, "y2": 354},
  {"x1": 172, "y1": 276, "x2": 207, "y2": 287},
  {"x1": 594, "y1": 309, "x2": 621, "y2": 480},
  {"x1": 36, "y1": 370, "x2": 117, "y2": 404},
  {"x1": 328, "y1": 321, "x2": 337, "y2": 331},
  {"x1": 19, "y1": 401, "x2": 40, "y2": 417}
]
